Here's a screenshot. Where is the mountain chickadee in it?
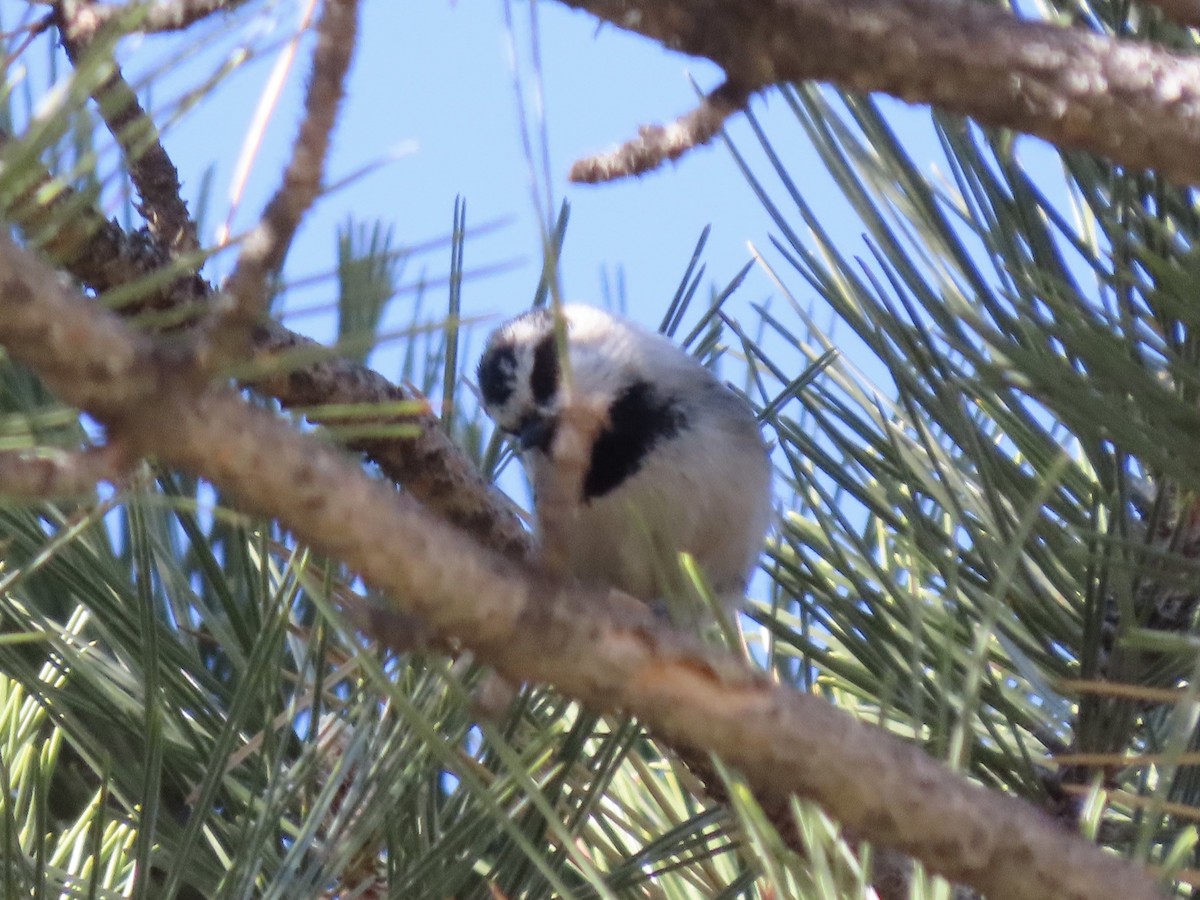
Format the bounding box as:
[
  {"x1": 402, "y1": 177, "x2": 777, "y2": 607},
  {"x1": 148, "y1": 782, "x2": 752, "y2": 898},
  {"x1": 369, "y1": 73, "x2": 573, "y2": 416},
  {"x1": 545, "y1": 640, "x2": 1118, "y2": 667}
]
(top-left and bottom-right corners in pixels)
[{"x1": 476, "y1": 304, "x2": 772, "y2": 617}]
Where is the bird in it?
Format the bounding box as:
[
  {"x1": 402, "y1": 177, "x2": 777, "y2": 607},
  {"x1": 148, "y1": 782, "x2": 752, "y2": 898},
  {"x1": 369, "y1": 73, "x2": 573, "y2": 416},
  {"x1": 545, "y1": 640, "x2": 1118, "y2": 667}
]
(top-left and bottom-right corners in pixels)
[{"x1": 476, "y1": 304, "x2": 772, "y2": 621}]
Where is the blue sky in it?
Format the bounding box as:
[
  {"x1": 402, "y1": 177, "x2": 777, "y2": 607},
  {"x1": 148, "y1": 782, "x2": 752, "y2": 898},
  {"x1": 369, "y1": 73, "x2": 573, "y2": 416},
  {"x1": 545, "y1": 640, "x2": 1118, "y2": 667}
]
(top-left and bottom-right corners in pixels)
[{"x1": 12, "y1": 0, "x2": 872, "y2": 363}]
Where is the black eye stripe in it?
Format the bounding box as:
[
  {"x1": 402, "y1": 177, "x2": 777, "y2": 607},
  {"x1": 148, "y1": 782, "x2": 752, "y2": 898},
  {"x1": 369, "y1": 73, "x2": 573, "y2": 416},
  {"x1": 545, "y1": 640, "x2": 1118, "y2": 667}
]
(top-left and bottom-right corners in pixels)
[
  {"x1": 583, "y1": 381, "x2": 687, "y2": 500},
  {"x1": 477, "y1": 344, "x2": 518, "y2": 408},
  {"x1": 530, "y1": 331, "x2": 560, "y2": 405}
]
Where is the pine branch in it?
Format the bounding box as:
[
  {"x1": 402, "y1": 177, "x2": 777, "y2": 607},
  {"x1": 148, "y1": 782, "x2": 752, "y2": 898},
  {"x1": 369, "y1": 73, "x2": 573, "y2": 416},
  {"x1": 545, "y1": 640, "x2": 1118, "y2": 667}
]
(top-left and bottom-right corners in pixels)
[
  {"x1": 0, "y1": 132, "x2": 532, "y2": 561},
  {"x1": 559, "y1": 0, "x2": 1200, "y2": 185},
  {"x1": 0, "y1": 231, "x2": 1162, "y2": 900}
]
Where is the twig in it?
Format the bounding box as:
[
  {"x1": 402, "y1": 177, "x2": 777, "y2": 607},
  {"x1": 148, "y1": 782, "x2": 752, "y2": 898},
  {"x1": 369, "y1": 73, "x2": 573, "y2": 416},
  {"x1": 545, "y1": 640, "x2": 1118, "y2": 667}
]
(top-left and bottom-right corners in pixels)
[
  {"x1": 0, "y1": 229, "x2": 1164, "y2": 900},
  {"x1": 8, "y1": 14, "x2": 56, "y2": 66},
  {"x1": 55, "y1": 0, "x2": 200, "y2": 256},
  {"x1": 217, "y1": 0, "x2": 321, "y2": 249},
  {"x1": 558, "y1": 0, "x2": 1200, "y2": 187},
  {"x1": 211, "y1": 0, "x2": 358, "y2": 359},
  {"x1": 570, "y1": 80, "x2": 750, "y2": 183}
]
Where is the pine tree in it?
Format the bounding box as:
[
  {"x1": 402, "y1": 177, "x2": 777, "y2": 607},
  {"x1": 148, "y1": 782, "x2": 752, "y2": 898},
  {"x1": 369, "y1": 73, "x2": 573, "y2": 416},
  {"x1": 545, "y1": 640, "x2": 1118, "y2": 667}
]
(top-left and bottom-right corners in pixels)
[{"x1": 0, "y1": 0, "x2": 1192, "y2": 898}]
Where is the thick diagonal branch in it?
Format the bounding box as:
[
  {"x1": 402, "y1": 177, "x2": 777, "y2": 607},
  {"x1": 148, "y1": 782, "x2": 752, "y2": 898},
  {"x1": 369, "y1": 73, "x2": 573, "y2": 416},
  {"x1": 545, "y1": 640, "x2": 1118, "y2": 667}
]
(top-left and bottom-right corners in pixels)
[
  {"x1": 561, "y1": 0, "x2": 1200, "y2": 186},
  {"x1": 0, "y1": 234, "x2": 1162, "y2": 900}
]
